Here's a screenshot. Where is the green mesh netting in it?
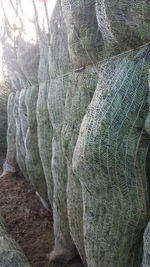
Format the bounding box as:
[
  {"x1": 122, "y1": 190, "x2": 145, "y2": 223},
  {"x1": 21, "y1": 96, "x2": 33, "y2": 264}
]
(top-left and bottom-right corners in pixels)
[
  {"x1": 1, "y1": 92, "x2": 17, "y2": 177},
  {"x1": 73, "y1": 47, "x2": 150, "y2": 267},
  {"x1": 47, "y1": 2, "x2": 76, "y2": 260},
  {"x1": 1, "y1": 0, "x2": 150, "y2": 266},
  {"x1": 25, "y1": 85, "x2": 49, "y2": 208},
  {"x1": 61, "y1": 65, "x2": 99, "y2": 264},
  {"x1": 96, "y1": 0, "x2": 150, "y2": 55},
  {"x1": 14, "y1": 91, "x2": 28, "y2": 180},
  {"x1": 61, "y1": 0, "x2": 103, "y2": 67},
  {"x1": 37, "y1": 32, "x2": 53, "y2": 207}
]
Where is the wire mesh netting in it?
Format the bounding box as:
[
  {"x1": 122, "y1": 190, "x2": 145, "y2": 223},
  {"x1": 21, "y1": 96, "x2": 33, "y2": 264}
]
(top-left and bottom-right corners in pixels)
[{"x1": 0, "y1": 0, "x2": 150, "y2": 266}]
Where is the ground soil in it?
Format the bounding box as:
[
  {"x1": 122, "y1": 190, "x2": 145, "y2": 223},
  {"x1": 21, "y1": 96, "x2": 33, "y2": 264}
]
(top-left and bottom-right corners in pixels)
[{"x1": 0, "y1": 158, "x2": 83, "y2": 267}]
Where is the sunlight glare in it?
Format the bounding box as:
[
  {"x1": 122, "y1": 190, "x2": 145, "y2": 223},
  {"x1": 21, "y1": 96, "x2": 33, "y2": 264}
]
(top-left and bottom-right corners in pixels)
[{"x1": 0, "y1": 0, "x2": 57, "y2": 81}]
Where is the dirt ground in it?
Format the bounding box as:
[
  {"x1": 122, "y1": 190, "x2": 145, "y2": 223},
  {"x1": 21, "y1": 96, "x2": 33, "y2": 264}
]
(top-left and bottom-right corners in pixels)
[{"x1": 0, "y1": 158, "x2": 83, "y2": 267}]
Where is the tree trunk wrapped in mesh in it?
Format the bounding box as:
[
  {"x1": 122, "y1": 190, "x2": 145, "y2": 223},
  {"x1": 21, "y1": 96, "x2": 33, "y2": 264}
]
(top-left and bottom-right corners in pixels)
[
  {"x1": 47, "y1": 1, "x2": 76, "y2": 262},
  {"x1": 1, "y1": 93, "x2": 17, "y2": 177},
  {"x1": 61, "y1": 0, "x2": 102, "y2": 264},
  {"x1": 37, "y1": 33, "x2": 53, "y2": 207},
  {"x1": 96, "y1": 0, "x2": 150, "y2": 56},
  {"x1": 0, "y1": 83, "x2": 9, "y2": 157},
  {"x1": 25, "y1": 85, "x2": 49, "y2": 209},
  {"x1": 73, "y1": 47, "x2": 150, "y2": 267},
  {"x1": 14, "y1": 91, "x2": 28, "y2": 180}
]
